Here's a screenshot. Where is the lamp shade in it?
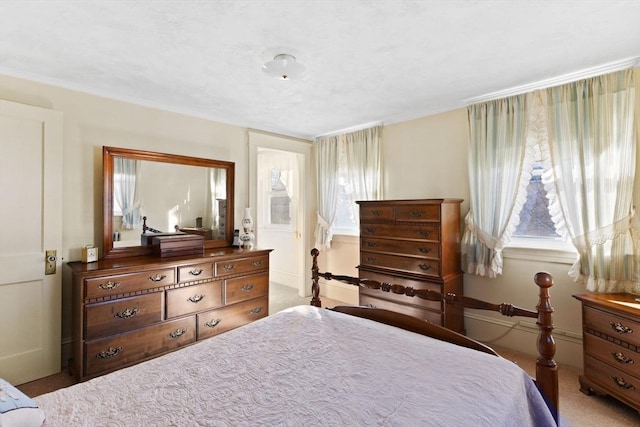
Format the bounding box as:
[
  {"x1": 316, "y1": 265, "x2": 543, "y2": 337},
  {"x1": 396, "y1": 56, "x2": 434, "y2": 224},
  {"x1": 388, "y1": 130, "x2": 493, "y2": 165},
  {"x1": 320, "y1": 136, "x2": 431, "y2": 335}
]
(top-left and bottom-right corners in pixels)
[{"x1": 262, "y1": 54, "x2": 305, "y2": 80}]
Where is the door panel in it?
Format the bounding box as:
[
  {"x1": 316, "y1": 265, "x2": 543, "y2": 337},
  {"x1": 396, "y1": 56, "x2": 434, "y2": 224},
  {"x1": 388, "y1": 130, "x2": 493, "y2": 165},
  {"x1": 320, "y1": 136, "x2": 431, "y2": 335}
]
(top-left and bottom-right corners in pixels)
[{"x1": 0, "y1": 100, "x2": 63, "y2": 385}]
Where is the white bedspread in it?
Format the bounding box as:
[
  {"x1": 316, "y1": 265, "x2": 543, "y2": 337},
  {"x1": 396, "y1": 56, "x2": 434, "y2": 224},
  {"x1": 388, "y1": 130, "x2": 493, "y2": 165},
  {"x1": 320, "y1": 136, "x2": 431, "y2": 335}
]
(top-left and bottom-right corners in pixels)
[{"x1": 37, "y1": 306, "x2": 556, "y2": 426}]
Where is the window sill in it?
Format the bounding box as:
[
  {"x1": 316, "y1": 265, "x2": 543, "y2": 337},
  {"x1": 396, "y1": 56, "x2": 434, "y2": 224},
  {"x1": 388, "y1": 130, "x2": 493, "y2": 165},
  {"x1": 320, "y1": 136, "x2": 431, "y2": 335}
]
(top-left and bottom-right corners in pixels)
[{"x1": 504, "y1": 238, "x2": 577, "y2": 265}]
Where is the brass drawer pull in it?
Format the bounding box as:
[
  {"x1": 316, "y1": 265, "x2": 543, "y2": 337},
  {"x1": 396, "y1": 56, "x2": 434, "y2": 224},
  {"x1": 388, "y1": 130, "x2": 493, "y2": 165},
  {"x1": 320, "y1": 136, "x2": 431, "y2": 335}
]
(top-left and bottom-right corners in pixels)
[
  {"x1": 241, "y1": 284, "x2": 254, "y2": 292},
  {"x1": 148, "y1": 274, "x2": 166, "y2": 282},
  {"x1": 98, "y1": 281, "x2": 120, "y2": 290},
  {"x1": 418, "y1": 247, "x2": 431, "y2": 254},
  {"x1": 612, "y1": 352, "x2": 634, "y2": 364},
  {"x1": 610, "y1": 322, "x2": 633, "y2": 334},
  {"x1": 97, "y1": 346, "x2": 122, "y2": 359},
  {"x1": 410, "y1": 210, "x2": 423, "y2": 217},
  {"x1": 250, "y1": 307, "x2": 263, "y2": 315},
  {"x1": 419, "y1": 264, "x2": 432, "y2": 271},
  {"x1": 364, "y1": 227, "x2": 376, "y2": 234},
  {"x1": 188, "y1": 294, "x2": 205, "y2": 303},
  {"x1": 169, "y1": 328, "x2": 187, "y2": 339},
  {"x1": 115, "y1": 307, "x2": 139, "y2": 319},
  {"x1": 371, "y1": 210, "x2": 382, "y2": 216},
  {"x1": 364, "y1": 241, "x2": 377, "y2": 248},
  {"x1": 611, "y1": 376, "x2": 635, "y2": 390},
  {"x1": 205, "y1": 319, "x2": 221, "y2": 328},
  {"x1": 366, "y1": 257, "x2": 376, "y2": 264},
  {"x1": 417, "y1": 230, "x2": 430, "y2": 238},
  {"x1": 252, "y1": 260, "x2": 263, "y2": 267},
  {"x1": 189, "y1": 268, "x2": 204, "y2": 276},
  {"x1": 223, "y1": 264, "x2": 235, "y2": 271}
]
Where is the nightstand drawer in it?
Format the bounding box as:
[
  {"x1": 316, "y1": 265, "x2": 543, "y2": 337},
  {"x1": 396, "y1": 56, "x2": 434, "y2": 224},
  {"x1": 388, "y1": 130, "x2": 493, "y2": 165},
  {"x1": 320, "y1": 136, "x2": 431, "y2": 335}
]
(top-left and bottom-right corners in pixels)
[
  {"x1": 584, "y1": 306, "x2": 640, "y2": 348},
  {"x1": 166, "y1": 281, "x2": 223, "y2": 318},
  {"x1": 197, "y1": 297, "x2": 268, "y2": 340},
  {"x1": 584, "y1": 354, "x2": 640, "y2": 406},
  {"x1": 85, "y1": 292, "x2": 163, "y2": 340},
  {"x1": 215, "y1": 255, "x2": 269, "y2": 277},
  {"x1": 225, "y1": 273, "x2": 269, "y2": 305},
  {"x1": 84, "y1": 268, "x2": 175, "y2": 299},
  {"x1": 584, "y1": 333, "x2": 640, "y2": 378},
  {"x1": 178, "y1": 262, "x2": 214, "y2": 283},
  {"x1": 85, "y1": 316, "x2": 196, "y2": 376}
]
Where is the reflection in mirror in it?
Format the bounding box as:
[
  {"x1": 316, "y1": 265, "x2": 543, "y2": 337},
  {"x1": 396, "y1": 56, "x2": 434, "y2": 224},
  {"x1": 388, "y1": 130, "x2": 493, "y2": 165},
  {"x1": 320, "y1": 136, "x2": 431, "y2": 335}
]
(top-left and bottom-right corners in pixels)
[{"x1": 103, "y1": 146, "x2": 235, "y2": 259}]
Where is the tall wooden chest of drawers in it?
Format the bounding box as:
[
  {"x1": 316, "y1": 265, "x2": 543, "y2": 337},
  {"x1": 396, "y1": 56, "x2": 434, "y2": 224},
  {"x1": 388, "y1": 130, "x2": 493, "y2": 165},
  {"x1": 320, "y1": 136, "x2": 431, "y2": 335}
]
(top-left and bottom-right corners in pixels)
[
  {"x1": 574, "y1": 293, "x2": 640, "y2": 412},
  {"x1": 68, "y1": 248, "x2": 271, "y2": 381},
  {"x1": 357, "y1": 199, "x2": 464, "y2": 333}
]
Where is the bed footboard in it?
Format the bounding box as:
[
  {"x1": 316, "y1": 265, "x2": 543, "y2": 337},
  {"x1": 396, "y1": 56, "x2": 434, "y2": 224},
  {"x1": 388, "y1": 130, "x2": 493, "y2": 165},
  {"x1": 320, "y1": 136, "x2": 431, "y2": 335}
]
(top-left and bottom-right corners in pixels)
[{"x1": 309, "y1": 248, "x2": 558, "y2": 423}]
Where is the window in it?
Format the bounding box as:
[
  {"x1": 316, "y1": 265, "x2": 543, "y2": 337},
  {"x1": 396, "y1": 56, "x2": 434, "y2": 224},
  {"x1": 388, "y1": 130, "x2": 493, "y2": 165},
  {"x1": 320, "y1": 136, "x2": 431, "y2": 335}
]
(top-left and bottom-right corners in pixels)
[{"x1": 513, "y1": 161, "x2": 559, "y2": 239}]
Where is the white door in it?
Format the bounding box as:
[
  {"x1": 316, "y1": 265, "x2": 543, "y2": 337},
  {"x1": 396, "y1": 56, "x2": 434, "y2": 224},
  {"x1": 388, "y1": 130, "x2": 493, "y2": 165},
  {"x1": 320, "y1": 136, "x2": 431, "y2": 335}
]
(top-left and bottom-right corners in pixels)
[
  {"x1": 248, "y1": 131, "x2": 313, "y2": 297},
  {"x1": 0, "y1": 100, "x2": 63, "y2": 385}
]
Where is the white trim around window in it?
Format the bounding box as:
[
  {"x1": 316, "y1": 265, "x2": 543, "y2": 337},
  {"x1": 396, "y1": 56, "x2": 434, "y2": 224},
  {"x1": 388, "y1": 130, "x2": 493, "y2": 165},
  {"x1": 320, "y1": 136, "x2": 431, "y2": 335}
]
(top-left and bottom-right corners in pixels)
[{"x1": 504, "y1": 237, "x2": 577, "y2": 265}]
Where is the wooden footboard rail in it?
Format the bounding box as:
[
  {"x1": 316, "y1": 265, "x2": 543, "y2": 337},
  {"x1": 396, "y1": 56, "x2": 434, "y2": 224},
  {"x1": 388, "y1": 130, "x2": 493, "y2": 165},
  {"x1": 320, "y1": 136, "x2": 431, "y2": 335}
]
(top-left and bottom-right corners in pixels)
[{"x1": 309, "y1": 248, "x2": 559, "y2": 423}]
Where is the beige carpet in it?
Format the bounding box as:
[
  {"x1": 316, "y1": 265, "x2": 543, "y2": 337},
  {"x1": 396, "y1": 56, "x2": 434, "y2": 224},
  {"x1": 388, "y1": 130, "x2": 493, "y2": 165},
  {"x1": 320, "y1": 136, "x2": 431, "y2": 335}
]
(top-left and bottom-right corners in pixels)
[{"x1": 18, "y1": 285, "x2": 640, "y2": 426}]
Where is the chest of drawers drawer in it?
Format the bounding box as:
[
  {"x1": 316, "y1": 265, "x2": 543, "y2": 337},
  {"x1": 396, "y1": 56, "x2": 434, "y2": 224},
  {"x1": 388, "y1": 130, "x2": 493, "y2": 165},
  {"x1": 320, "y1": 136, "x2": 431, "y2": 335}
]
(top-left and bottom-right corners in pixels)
[
  {"x1": 359, "y1": 270, "x2": 442, "y2": 312},
  {"x1": 359, "y1": 205, "x2": 395, "y2": 221},
  {"x1": 215, "y1": 255, "x2": 269, "y2": 277},
  {"x1": 395, "y1": 204, "x2": 441, "y2": 222},
  {"x1": 584, "y1": 306, "x2": 640, "y2": 348},
  {"x1": 196, "y1": 296, "x2": 268, "y2": 340},
  {"x1": 225, "y1": 273, "x2": 269, "y2": 305},
  {"x1": 360, "y1": 223, "x2": 440, "y2": 241},
  {"x1": 178, "y1": 262, "x2": 214, "y2": 283},
  {"x1": 166, "y1": 281, "x2": 223, "y2": 318},
  {"x1": 361, "y1": 251, "x2": 440, "y2": 278},
  {"x1": 360, "y1": 294, "x2": 442, "y2": 325},
  {"x1": 85, "y1": 316, "x2": 196, "y2": 376},
  {"x1": 85, "y1": 292, "x2": 163, "y2": 340},
  {"x1": 361, "y1": 237, "x2": 440, "y2": 258},
  {"x1": 84, "y1": 268, "x2": 175, "y2": 299}
]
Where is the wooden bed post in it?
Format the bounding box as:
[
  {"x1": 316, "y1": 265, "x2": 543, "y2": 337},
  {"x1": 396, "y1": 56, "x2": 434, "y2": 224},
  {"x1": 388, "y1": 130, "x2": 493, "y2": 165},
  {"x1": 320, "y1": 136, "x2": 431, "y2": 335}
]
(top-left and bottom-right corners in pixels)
[
  {"x1": 534, "y1": 272, "x2": 558, "y2": 423},
  {"x1": 310, "y1": 248, "x2": 322, "y2": 307}
]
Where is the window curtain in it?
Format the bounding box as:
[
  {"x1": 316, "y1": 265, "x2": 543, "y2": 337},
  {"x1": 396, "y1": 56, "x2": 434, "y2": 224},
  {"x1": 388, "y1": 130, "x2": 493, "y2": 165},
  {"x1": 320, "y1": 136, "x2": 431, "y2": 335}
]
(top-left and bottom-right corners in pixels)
[
  {"x1": 541, "y1": 69, "x2": 638, "y2": 292},
  {"x1": 204, "y1": 168, "x2": 227, "y2": 230},
  {"x1": 314, "y1": 125, "x2": 383, "y2": 250},
  {"x1": 461, "y1": 95, "x2": 536, "y2": 277},
  {"x1": 114, "y1": 158, "x2": 141, "y2": 230}
]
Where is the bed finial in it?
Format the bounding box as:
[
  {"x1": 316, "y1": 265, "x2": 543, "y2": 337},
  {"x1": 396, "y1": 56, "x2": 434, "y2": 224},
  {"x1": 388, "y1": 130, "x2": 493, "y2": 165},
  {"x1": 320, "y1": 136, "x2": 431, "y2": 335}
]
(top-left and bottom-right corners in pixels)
[{"x1": 310, "y1": 248, "x2": 321, "y2": 307}]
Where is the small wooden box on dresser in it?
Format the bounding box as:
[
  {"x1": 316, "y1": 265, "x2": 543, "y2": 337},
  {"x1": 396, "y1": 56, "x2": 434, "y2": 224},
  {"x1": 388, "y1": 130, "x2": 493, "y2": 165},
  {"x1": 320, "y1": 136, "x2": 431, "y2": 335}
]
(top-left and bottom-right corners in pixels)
[
  {"x1": 357, "y1": 199, "x2": 464, "y2": 333},
  {"x1": 68, "y1": 248, "x2": 272, "y2": 382},
  {"x1": 573, "y1": 293, "x2": 640, "y2": 412}
]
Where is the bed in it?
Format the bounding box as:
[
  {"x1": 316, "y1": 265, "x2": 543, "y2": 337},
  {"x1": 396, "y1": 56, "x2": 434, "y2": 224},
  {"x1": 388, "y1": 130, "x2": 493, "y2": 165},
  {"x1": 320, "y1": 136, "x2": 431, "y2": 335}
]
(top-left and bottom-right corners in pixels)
[{"x1": 32, "y1": 248, "x2": 558, "y2": 426}]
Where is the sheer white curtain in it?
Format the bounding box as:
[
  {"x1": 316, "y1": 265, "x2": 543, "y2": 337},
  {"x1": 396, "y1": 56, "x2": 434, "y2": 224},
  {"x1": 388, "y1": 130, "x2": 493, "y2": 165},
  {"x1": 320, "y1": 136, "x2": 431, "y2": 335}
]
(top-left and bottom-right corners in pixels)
[
  {"x1": 541, "y1": 69, "x2": 638, "y2": 292},
  {"x1": 204, "y1": 168, "x2": 227, "y2": 230},
  {"x1": 114, "y1": 158, "x2": 142, "y2": 230},
  {"x1": 461, "y1": 95, "x2": 535, "y2": 277},
  {"x1": 314, "y1": 125, "x2": 383, "y2": 250}
]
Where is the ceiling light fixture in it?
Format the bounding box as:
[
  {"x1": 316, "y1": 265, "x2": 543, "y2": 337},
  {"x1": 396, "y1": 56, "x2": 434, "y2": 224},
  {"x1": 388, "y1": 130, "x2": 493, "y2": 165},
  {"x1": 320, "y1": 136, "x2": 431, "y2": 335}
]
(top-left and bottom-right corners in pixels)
[{"x1": 262, "y1": 54, "x2": 305, "y2": 80}]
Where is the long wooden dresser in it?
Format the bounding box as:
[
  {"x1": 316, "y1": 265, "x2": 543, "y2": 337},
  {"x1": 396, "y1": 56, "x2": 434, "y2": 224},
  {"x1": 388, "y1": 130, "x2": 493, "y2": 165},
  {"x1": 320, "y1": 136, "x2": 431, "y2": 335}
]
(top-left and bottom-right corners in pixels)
[
  {"x1": 357, "y1": 199, "x2": 464, "y2": 333},
  {"x1": 574, "y1": 293, "x2": 640, "y2": 412},
  {"x1": 68, "y1": 248, "x2": 271, "y2": 382}
]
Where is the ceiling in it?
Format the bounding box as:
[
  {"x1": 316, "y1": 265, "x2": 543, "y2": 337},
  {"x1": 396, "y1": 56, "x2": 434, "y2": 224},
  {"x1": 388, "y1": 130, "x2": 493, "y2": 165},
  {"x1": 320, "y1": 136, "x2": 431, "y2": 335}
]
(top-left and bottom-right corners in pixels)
[{"x1": 1, "y1": 1, "x2": 639, "y2": 140}]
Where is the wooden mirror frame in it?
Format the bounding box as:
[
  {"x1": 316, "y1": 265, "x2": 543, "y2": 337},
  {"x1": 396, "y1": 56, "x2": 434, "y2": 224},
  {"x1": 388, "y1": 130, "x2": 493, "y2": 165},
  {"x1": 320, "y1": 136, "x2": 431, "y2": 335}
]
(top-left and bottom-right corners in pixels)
[{"x1": 102, "y1": 146, "x2": 235, "y2": 259}]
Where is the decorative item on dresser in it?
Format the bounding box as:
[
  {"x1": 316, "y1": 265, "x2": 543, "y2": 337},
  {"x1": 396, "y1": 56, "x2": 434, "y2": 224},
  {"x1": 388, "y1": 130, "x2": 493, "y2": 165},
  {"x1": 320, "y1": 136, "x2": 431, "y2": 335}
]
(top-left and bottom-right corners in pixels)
[
  {"x1": 68, "y1": 245, "x2": 272, "y2": 382},
  {"x1": 356, "y1": 199, "x2": 464, "y2": 332},
  {"x1": 573, "y1": 293, "x2": 640, "y2": 413}
]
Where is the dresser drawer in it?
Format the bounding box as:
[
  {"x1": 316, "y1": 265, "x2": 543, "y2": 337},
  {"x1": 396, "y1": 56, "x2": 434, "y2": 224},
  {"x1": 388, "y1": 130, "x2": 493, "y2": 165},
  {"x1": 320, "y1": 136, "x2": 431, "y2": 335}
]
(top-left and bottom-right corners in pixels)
[
  {"x1": 584, "y1": 333, "x2": 640, "y2": 378},
  {"x1": 584, "y1": 354, "x2": 640, "y2": 406},
  {"x1": 361, "y1": 237, "x2": 440, "y2": 258},
  {"x1": 359, "y1": 205, "x2": 395, "y2": 221},
  {"x1": 214, "y1": 255, "x2": 269, "y2": 277},
  {"x1": 178, "y1": 262, "x2": 214, "y2": 283},
  {"x1": 84, "y1": 268, "x2": 175, "y2": 299},
  {"x1": 225, "y1": 273, "x2": 269, "y2": 305},
  {"x1": 584, "y1": 306, "x2": 640, "y2": 348},
  {"x1": 85, "y1": 316, "x2": 196, "y2": 376},
  {"x1": 359, "y1": 294, "x2": 442, "y2": 325},
  {"x1": 360, "y1": 223, "x2": 440, "y2": 241},
  {"x1": 395, "y1": 204, "x2": 440, "y2": 222},
  {"x1": 359, "y1": 270, "x2": 442, "y2": 311},
  {"x1": 166, "y1": 281, "x2": 223, "y2": 318},
  {"x1": 197, "y1": 296, "x2": 268, "y2": 339},
  {"x1": 361, "y1": 252, "x2": 440, "y2": 278},
  {"x1": 85, "y1": 292, "x2": 163, "y2": 340}
]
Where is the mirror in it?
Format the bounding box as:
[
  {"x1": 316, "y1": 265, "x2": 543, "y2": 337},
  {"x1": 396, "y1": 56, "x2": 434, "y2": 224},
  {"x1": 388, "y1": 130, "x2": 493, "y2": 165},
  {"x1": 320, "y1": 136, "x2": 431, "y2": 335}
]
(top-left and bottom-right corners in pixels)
[{"x1": 103, "y1": 146, "x2": 235, "y2": 259}]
